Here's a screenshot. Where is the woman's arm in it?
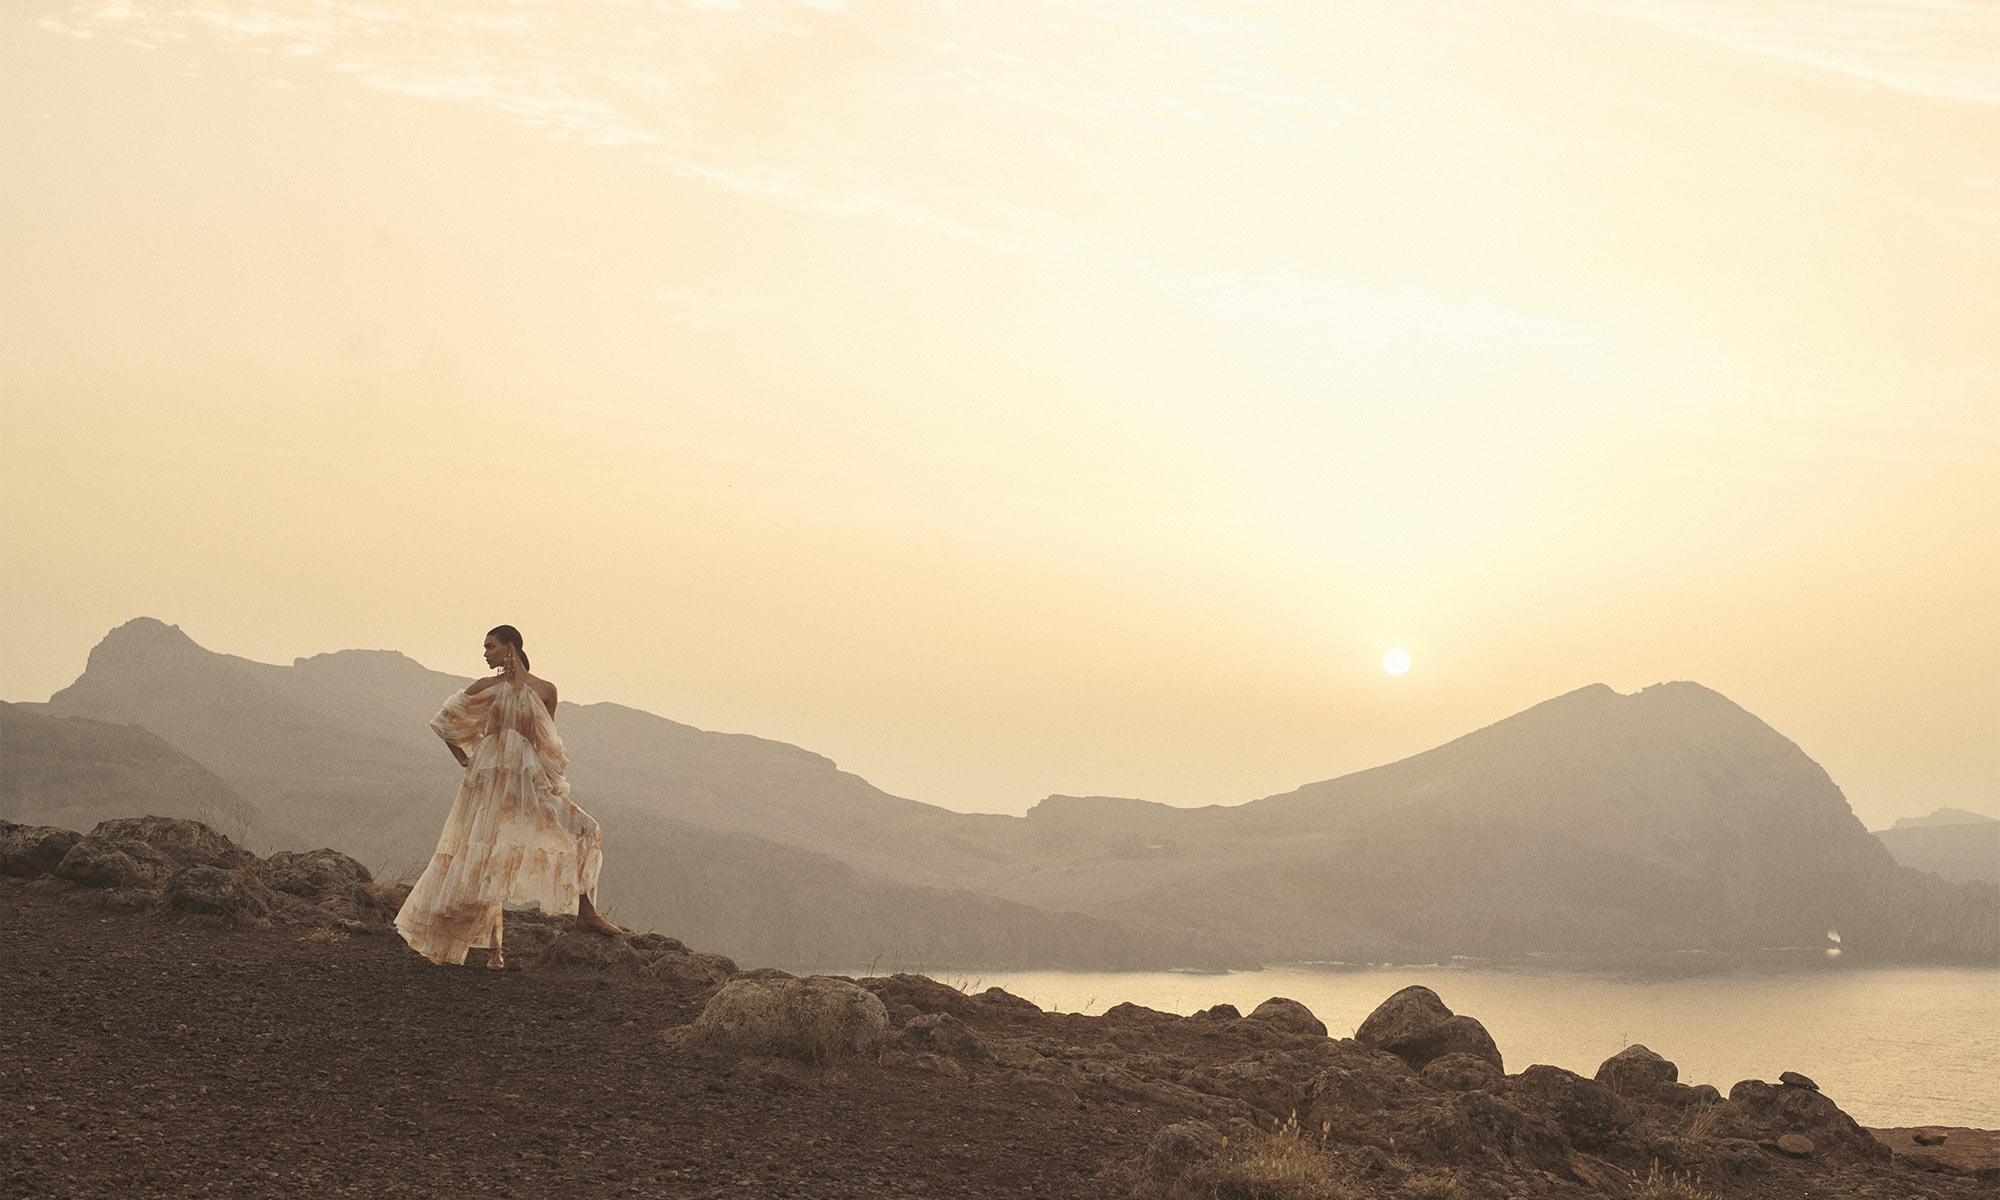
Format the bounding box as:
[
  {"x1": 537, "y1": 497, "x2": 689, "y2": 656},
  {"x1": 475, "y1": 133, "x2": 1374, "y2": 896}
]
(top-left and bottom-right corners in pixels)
[{"x1": 440, "y1": 728, "x2": 471, "y2": 767}]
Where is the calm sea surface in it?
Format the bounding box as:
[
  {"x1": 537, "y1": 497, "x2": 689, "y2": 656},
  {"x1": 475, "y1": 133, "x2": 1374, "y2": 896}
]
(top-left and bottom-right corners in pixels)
[{"x1": 859, "y1": 960, "x2": 1996, "y2": 1128}]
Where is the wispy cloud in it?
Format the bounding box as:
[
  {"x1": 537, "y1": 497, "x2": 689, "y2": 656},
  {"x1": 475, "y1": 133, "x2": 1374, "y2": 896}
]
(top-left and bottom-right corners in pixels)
[{"x1": 1574, "y1": 0, "x2": 2000, "y2": 106}]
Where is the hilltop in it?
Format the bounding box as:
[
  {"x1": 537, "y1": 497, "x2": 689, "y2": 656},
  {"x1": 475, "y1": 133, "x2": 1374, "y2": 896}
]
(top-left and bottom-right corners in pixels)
[
  {"x1": 11, "y1": 618, "x2": 1996, "y2": 968},
  {"x1": 3, "y1": 815, "x2": 1994, "y2": 1200}
]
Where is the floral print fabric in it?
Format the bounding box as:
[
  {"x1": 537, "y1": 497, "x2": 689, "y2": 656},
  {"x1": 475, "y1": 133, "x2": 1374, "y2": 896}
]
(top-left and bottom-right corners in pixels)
[{"x1": 395, "y1": 681, "x2": 602, "y2": 965}]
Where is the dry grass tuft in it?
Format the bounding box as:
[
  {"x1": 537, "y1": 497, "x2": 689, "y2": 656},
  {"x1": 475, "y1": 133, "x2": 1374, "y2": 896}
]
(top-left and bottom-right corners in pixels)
[
  {"x1": 1405, "y1": 1167, "x2": 1465, "y2": 1199},
  {"x1": 1679, "y1": 1101, "x2": 1723, "y2": 1140},
  {"x1": 1170, "y1": 1113, "x2": 1358, "y2": 1200},
  {"x1": 1635, "y1": 1160, "x2": 1713, "y2": 1200},
  {"x1": 302, "y1": 927, "x2": 349, "y2": 945}
]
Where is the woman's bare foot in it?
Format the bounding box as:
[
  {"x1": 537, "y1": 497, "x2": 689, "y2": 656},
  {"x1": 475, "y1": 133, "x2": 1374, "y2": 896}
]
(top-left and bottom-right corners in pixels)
[
  {"x1": 485, "y1": 950, "x2": 506, "y2": 971},
  {"x1": 575, "y1": 895, "x2": 624, "y2": 936}
]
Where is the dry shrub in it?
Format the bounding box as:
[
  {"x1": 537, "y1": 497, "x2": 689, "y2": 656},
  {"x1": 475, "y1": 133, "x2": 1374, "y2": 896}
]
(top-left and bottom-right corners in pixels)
[
  {"x1": 1170, "y1": 1114, "x2": 1358, "y2": 1200},
  {"x1": 1635, "y1": 1161, "x2": 1713, "y2": 1200},
  {"x1": 1679, "y1": 1101, "x2": 1722, "y2": 1140},
  {"x1": 1406, "y1": 1168, "x2": 1465, "y2": 1199}
]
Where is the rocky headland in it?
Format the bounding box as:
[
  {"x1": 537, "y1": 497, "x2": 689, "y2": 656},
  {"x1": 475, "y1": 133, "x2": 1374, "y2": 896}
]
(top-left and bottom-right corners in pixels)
[{"x1": 5, "y1": 816, "x2": 1993, "y2": 1200}]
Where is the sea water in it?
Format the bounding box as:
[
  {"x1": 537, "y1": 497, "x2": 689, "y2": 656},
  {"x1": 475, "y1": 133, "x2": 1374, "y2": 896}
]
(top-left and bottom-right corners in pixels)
[{"x1": 868, "y1": 960, "x2": 1997, "y2": 1128}]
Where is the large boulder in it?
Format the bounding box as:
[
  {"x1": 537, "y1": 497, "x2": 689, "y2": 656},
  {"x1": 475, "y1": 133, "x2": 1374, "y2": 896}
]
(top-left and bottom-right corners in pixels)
[
  {"x1": 1596, "y1": 1043, "x2": 1679, "y2": 1096},
  {"x1": 1508, "y1": 1064, "x2": 1636, "y2": 1153},
  {"x1": 53, "y1": 835, "x2": 174, "y2": 889},
  {"x1": 641, "y1": 948, "x2": 737, "y2": 992},
  {"x1": 1354, "y1": 986, "x2": 1503, "y2": 1071},
  {"x1": 1245, "y1": 997, "x2": 1327, "y2": 1037},
  {"x1": 688, "y1": 975, "x2": 891, "y2": 1063},
  {"x1": 90, "y1": 817, "x2": 248, "y2": 870},
  {"x1": 1406, "y1": 1089, "x2": 1571, "y2": 1172},
  {"x1": 1721, "y1": 1077, "x2": 1890, "y2": 1164},
  {"x1": 1182, "y1": 1054, "x2": 1308, "y2": 1121},
  {"x1": 0, "y1": 823, "x2": 81, "y2": 878}
]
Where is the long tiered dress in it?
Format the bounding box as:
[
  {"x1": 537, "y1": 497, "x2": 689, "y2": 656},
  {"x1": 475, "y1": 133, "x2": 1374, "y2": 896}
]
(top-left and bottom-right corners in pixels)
[{"x1": 394, "y1": 679, "x2": 603, "y2": 965}]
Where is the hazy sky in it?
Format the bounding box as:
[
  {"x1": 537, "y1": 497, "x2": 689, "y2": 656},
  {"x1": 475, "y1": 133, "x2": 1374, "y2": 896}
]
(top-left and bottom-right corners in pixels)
[{"x1": 4, "y1": 0, "x2": 1995, "y2": 830}]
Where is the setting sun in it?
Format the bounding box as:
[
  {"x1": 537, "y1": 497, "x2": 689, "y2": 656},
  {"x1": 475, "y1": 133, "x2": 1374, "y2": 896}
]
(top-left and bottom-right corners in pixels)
[{"x1": 1382, "y1": 648, "x2": 1412, "y2": 676}]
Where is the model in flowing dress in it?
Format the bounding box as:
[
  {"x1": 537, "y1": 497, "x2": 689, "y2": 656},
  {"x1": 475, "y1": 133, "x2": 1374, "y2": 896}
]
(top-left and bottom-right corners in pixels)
[{"x1": 395, "y1": 626, "x2": 621, "y2": 968}]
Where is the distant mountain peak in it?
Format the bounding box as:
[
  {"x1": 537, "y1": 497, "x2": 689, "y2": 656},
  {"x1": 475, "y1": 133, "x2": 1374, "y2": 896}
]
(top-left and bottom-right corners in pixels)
[
  {"x1": 100, "y1": 616, "x2": 200, "y2": 648},
  {"x1": 289, "y1": 648, "x2": 436, "y2": 680},
  {"x1": 77, "y1": 618, "x2": 211, "y2": 678}
]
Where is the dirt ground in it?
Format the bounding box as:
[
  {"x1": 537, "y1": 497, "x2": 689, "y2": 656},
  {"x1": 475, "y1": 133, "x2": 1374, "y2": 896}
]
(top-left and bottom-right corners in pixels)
[
  {"x1": 6, "y1": 878, "x2": 1993, "y2": 1200},
  {"x1": 1, "y1": 884, "x2": 1162, "y2": 1199}
]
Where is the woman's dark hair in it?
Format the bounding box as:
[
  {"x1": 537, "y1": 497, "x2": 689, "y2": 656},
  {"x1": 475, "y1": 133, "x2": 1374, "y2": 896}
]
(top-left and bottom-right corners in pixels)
[{"x1": 488, "y1": 625, "x2": 529, "y2": 671}]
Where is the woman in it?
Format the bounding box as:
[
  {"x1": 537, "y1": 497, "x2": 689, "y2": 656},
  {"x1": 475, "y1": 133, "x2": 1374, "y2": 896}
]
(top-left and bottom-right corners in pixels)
[{"x1": 395, "y1": 624, "x2": 621, "y2": 969}]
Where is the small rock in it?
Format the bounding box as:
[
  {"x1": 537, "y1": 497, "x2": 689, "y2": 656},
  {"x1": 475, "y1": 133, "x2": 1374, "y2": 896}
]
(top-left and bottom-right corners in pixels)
[
  {"x1": 1142, "y1": 1122, "x2": 1225, "y2": 1183},
  {"x1": 163, "y1": 866, "x2": 266, "y2": 919},
  {"x1": 1354, "y1": 985, "x2": 1503, "y2": 1071},
  {"x1": 1913, "y1": 1129, "x2": 1948, "y2": 1147},
  {"x1": 974, "y1": 986, "x2": 1041, "y2": 1013},
  {"x1": 53, "y1": 836, "x2": 172, "y2": 889},
  {"x1": 1778, "y1": 1071, "x2": 1818, "y2": 1091},
  {"x1": 1775, "y1": 1133, "x2": 1814, "y2": 1157},
  {"x1": 1245, "y1": 997, "x2": 1327, "y2": 1037},
  {"x1": 1186, "y1": 1003, "x2": 1241, "y2": 1021},
  {"x1": 893, "y1": 1012, "x2": 989, "y2": 1061},
  {"x1": 533, "y1": 931, "x2": 646, "y2": 974},
  {"x1": 265, "y1": 849, "x2": 372, "y2": 897},
  {"x1": 858, "y1": 974, "x2": 975, "y2": 1018},
  {"x1": 1595, "y1": 1044, "x2": 1679, "y2": 1094},
  {"x1": 642, "y1": 950, "x2": 736, "y2": 991}
]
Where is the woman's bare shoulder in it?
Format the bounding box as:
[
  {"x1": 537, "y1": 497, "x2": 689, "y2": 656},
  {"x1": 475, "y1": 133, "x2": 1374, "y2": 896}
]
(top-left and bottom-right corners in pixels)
[
  {"x1": 530, "y1": 676, "x2": 558, "y2": 710},
  {"x1": 465, "y1": 675, "x2": 502, "y2": 695}
]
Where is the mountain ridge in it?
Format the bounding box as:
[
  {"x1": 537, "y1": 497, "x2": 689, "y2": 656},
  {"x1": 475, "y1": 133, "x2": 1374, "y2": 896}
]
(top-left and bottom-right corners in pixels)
[{"x1": 14, "y1": 617, "x2": 1995, "y2": 968}]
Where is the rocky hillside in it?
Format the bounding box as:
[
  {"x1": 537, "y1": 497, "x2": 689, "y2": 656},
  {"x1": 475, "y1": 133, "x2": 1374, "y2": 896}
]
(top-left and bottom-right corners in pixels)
[
  {"x1": 27, "y1": 620, "x2": 1155, "y2": 968},
  {"x1": 20, "y1": 618, "x2": 1997, "y2": 968},
  {"x1": 3, "y1": 814, "x2": 1993, "y2": 1200},
  {"x1": 0, "y1": 703, "x2": 296, "y2": 850}
]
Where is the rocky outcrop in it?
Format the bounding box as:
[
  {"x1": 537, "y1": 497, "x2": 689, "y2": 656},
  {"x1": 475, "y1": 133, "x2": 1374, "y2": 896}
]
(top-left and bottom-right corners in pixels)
[
  {"x1": 55, "y1": 834, "x2": 175, "y2": 889},
  {"x1": 1720, "y1": 1075, "x2": 1890, "y2": 1164},
  {"x1": 0, "y1": 823, "x2": 82, "y2": 878},
  {"x1": 4, "y1": 816, "x2": 405, "y2": 932},
  {"x1": 1354, "y1": 984, "x2": 1503, "y2": 1071},
  {"x1": 164, "y1": 864, "x2": 270, "y2": 918}
]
